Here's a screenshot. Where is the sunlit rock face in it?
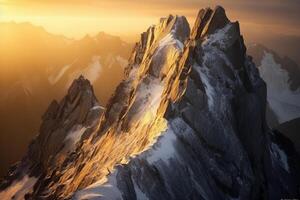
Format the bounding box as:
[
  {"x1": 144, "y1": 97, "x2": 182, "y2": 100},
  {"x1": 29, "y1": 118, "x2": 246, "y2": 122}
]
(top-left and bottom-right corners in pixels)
[
  {"x1": 74, "y1": 7, "x2": 298, "y2": 199},
  {"x1": 248, "y1": 44, "x2": 300, "y2": 127},
  {"x1": 0, "y1": 76, "x2": 103, "y2": 199},
  {"x1": 1, "y1": 6, "x2": 300, "y2": 200},
  {"x1": 0, "y1": 26, "x2": 131, "y2": 177}
]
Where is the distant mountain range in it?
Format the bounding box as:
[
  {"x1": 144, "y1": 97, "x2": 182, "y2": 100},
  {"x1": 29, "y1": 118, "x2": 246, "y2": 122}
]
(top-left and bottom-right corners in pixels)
[{"x1": 0, "y1": 22, "x2": 133, "y2": 176}]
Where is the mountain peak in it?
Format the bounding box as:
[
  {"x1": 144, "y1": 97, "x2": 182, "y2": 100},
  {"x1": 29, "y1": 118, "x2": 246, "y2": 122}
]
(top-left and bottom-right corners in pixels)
[
  {"x1": 42, "y1": 74, "x2": 96, "y2": 123},
  {"x1": 191, "y1": 6, "x2": 230, "y2": 40},
  {"x1": 36, "y1": 76, "x2": 102, "y2": 165},
  {"x1": 37, "y1": 75, "x2": 102, "y2": 164},
  {"x1": 67, "y1": 75, "x2": 93, "y2": 100},
  {"x1": 1, "y1": 7, "x2": 300, "y2": 200},
  {"x1": 125, "y1": 14, "x2": 189, "y2": 77}
]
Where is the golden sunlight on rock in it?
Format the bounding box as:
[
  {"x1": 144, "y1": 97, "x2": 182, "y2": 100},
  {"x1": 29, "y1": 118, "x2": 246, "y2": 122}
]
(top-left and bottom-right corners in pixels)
[{"x1": 0, "y1": 2, "x2": 300, "y2": 200}]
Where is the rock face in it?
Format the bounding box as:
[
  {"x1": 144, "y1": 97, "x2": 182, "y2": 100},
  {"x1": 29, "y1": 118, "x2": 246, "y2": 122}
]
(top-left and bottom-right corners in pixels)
[
  {"x1": 1, "y1": 6, "x2": 300, "y2": 200},
  {"x1": 248, "y1": 44, "x2": 300, "y2": 127},
  {"x1": 0, "y1": 24, "x2": 132, "y2": 176},
  {"x1": 275, "y1": 118, "x2": 300, "y2": 154},
  {"x1": 0, "y1": 76, "x2": 103, "y2": 200}
]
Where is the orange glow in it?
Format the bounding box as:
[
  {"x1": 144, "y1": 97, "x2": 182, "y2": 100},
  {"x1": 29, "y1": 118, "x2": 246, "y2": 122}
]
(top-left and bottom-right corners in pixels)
[
  {"x1": 1, "y1": 1, "x2": 196, "y2": 41},
  {"x1": 1, "y1": 0, "x2": 299, "y2": 42}
]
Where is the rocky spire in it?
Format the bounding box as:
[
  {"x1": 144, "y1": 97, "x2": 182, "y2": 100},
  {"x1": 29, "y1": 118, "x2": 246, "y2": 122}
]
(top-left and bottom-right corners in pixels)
[
  {"x1": 0, "y1": 76, "x2": 103, "y2": 198},
  {"x1": 191, "y1": 6, "x2": 229, "y2": 40}
]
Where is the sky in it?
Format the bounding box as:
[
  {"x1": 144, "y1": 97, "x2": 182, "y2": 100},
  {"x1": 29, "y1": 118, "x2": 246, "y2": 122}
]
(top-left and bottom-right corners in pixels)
[{"x1": 0, "y1": 0, "x2": 300, "y2": 42}]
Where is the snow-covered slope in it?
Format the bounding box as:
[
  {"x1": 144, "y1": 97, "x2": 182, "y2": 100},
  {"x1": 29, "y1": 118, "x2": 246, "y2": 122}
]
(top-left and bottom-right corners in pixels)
[
  {"x1": 259, "y1": 52, "x2": 300, "y2": 123},
  {"x1": 248, "y1": 44, "x2": 300, "y2": 127},
  {"x1": 1, "y1": 6, "x2": 299, "y2": 200}
]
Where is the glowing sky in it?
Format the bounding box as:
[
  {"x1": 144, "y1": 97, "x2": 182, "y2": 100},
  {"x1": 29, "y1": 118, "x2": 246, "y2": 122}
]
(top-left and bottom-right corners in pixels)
[{"x1": 0, "y1": 0, "x2": 299, "y2": 41}]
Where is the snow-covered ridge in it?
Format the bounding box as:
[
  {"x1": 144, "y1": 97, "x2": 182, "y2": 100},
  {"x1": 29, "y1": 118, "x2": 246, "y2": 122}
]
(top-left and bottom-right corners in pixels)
[
  {"x1": 196, "y1": 23, "x2": 240, "y2": 111},
  {"x1": 73, "y1": 171, "x2": 123, "y2": 200},
  {"x1": 202, "y1": 24, "x2": 232, "y2": 49},
  {"x1": 72, "y1": 15, "x2": 190, "y2": 199},
  {"x1": 155, "y1": 17, "x2": 186, "y2": 53},
  {"x1": 258, "y1": 51, "x2": 300, "y2": 123}
]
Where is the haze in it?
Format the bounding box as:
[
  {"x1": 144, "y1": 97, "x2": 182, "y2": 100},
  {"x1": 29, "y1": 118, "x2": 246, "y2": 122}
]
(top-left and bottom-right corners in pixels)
[{"x1": 1, "y1": 0, "x2": 300, "y2": 42}]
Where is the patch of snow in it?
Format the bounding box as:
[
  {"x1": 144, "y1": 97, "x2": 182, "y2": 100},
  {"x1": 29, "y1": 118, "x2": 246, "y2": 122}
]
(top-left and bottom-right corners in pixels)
[
  {"x1": 128, "y1": 77, "x2": 164, "y2": 126},
  {"x1": 154, "y1": 18, "x2": 185, "y2": 54},
  {"x1": 194, "y1": 23, "x2": 242, "y2": 111},
  {"x1": 202, "y1": 24, "x2": 232, "y2": 49},
  {"x1": 64, "y1": 126, "x2": 87, "y2": 151},
  {"x1": 156, "y1": 32, "x2": 184, "y2": 53},
  {"x1": 49, "y1": 61, "x2": 76, "y2": 85},
  {"x1": 195, "y1": 64, "x2": 215, "y2": 109},
  {"x1": 73, "y1": 170, "x2": 122, "y2": 200},
  {"x1": 84, "y1": 56, "x2": 102, "y2": 83},
  {"x1": 91, "y1": 105, "x2": 105, "y2": 111},
  {"x1": 126, "y1": 20, "x2": 184, "y2": 125},
  {"x1": 0, "y1": 175, "x2": 37, "y2": 200},
  {"x1": 259, "y1": 52, "x2": 300, "y2": 123},
  {"x1": 146, "y1": 125, "x2": 177, "y2": 164},
  {"x1": 270, "y1": 142, "x2": 290, "y2": 172}
]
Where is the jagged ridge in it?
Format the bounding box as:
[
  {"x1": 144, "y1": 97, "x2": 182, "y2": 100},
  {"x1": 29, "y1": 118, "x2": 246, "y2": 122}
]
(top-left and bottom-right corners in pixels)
[
  {"x1": 0, "y1": 6, "x2": 299, "y2": 200},
  {"x1": 0, "y1": 76, "x2": 103, "y2": 199}
]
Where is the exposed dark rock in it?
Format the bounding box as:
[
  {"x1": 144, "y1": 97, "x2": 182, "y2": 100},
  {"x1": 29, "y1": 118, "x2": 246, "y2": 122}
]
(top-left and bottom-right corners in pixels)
[{"x1": 275, "y1": 118, "x2": 300, "y2": 154}]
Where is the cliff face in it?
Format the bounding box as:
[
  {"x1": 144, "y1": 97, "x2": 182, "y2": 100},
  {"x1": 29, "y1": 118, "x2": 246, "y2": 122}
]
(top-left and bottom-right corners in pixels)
[{"x1": 1, "y1": 6, "x2": 299, "y2": 200}]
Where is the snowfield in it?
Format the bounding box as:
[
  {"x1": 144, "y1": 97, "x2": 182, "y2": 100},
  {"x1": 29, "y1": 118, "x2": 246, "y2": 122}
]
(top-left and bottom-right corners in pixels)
[{"x1": 258, "y1": 51, "x2": 300, "y2": 123}]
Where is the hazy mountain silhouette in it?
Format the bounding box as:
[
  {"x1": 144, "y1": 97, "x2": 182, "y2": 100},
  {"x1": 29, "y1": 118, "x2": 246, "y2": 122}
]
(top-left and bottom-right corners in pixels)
[{"x1": 0, "y1": 22, "x2": 133, "y2": 176}]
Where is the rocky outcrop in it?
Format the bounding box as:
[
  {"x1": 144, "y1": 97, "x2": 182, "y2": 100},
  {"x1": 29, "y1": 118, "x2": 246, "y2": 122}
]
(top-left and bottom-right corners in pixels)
[
  {"x1": 275, "y1": 118, "x2": 300, "y2": 154},
  {"x1": 1, "y1": 6, "x2": 299, "y2": 200},
  {"x1": 0, "y1": 76, "x2": 103, "y2": 199}
]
